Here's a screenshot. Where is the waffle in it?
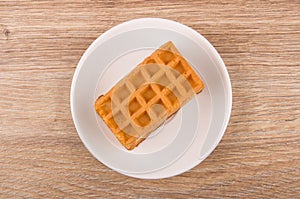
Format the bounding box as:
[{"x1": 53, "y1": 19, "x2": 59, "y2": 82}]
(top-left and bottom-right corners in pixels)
[{"x1": 95, "y1": 41, "x2": 204, "y2": 150}]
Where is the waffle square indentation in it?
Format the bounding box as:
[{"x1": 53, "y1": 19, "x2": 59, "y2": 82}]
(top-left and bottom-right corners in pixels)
[
  {"x1": 135, "y1": 111, "x2": 151, "y2": 127},
  {"x1": 141, "y1": 85, "x2": 156, "y2": 103}
]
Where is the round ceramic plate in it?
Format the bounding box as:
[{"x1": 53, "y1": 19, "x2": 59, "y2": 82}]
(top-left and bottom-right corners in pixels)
[{"x1": 70, "y1": 18, "x2": 232, "y2": 179}]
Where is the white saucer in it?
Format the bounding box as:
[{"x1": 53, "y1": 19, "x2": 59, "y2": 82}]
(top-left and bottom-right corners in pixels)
[{"x1": 70, "y1": 18, "x2": 232, "y2": 179}]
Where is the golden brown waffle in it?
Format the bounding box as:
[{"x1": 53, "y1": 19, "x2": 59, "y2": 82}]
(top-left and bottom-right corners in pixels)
[{"x1": 95, "y1": 41, "x2": 204, "y2": 150}]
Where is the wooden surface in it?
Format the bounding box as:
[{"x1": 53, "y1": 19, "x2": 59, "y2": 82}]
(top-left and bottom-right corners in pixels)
[{"x1": 1, "y1": 0, "x2": 300, "y2": 198}]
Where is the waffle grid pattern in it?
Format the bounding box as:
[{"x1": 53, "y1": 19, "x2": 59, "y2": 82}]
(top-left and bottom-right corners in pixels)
[{"x1": 95, "y1": 41, "x2": 204, "y2": 150}]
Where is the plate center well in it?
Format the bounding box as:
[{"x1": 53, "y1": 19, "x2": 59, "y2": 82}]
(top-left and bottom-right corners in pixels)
[{"x1": 94, "y1": 48, "x2": 182, "y2": 155}]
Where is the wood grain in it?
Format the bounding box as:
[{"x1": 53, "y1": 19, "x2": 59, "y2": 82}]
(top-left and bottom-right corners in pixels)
[{"x1": 1, "y1": 0, "x2": 299, "y2": 198}]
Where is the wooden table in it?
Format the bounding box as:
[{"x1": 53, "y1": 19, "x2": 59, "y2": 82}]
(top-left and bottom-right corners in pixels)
[{"x1": 1, "y1": 0, "x2": 299, "y2": 198}]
